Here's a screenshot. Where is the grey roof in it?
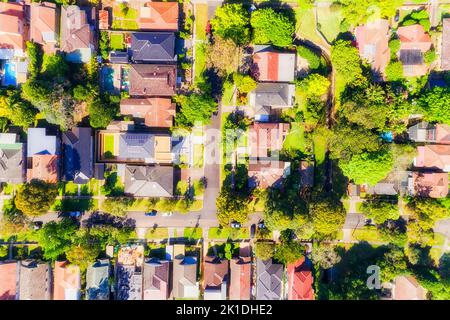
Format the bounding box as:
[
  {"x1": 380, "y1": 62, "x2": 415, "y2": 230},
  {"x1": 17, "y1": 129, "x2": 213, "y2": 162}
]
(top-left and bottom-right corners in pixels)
[
  {"x1": 109, "y1": 51, "x2": 129, "y2": 64},
  {"x1": 172, "y1": 255, "x2": 198, "y2": 299},
  {"x1": 399, "y1": 49, "x2": 423, "y2": 65},
  {"x1": 27, "y1": 128, "x2": 57, "y2": 156},
  {"x1": 118, "y1": 133, "x2": 155, "y2": 161},
  {"x1": 251, "y1": 83, "x2": 295, "y2": 108},
  {"x1": 143, "y1": 259, "x2": 169, "y2": 300},
  {"x1": 256, "y1": 259, "x2": 283, "y2": 300},
  {"x1": 366, "y1": 182, "x2": 398, "y2": 196},
  {"x1": 0, "y1": 133, "x2": 24, "y2": 184},
  {"x1": 130, "y1": 32, "x2": 176, "y2": 62},
  {"x1": 18, "y1": 260, "x2": 51, "y2": 300},
  {"x1": 124, "y1": 165, "x2": 173, "y2": 197},
  {"x1": 62, "y1": 127, "x2": 93, "y2": 184},
  {"x1": 86, "y1": 259, "x2": 110, "y2": 300}
]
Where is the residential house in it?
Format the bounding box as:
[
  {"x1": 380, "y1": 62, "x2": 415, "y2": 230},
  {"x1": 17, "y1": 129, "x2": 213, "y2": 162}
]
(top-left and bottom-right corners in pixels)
[
  {"x1": 115, "y1": 246, "x2": 144, "y2": 300},
  {"x1": 441, "y1": 18, "x2": 450, "y2": 70},
  {"x1": 365, "y1": 182, "x2": 399, "y2": 196},
  {"x1": 408, "y1": 122, "x2": 450, "y2": 144},
  {"x1": 409, "y1": 171, "x2": 449, "y2": 198},
  {"x1": 0, "y1": 133, "x2": 25, "y2": 184},
  {"x1": 229, "y1": 256, "x2": 251, "y2": 300},
  {"x1": 53, "y1": 261, "x2": 81, "y2": 300},
  {"x1": 130, "y1": 32, "x2": 176, "y2": 63},
  {"x1": 287, "y1": 257, "x2": 314, "y2": 300},
  {"x1": 252, "y1": 45, "x2": 296, "y2": 82},
  {"x1": 0, "y1": 2, "x2": 26, "y2": 59},
  {"x1": 415, "y1": 145, "x2": 450, "y2": 172},
  {"x1": 120, "y1": 98, "x2": 176, "y2": 127},
  {"x1": 99, "y1": 9, "x2": 109, "y2": 30},
  {"x1": 138, "y1": 1, "x2": 179, "y2": 31},
  {"x1": 355, "y1": 19, "x2": 390, "y2": 79},
  {"x1": 249, "y1": 122, "x2": 290, "y2": 159},
  {"x1": 124, "y1": 165, "x2": 174, "y2": 197},
  {"x1": 60, "y1": 5, "x2": 96, "y2": 63},
  {"x1": 18, "y1": 260, "x2": 51, "y2": 300},
  {"x1": 129, "y1": 64, "x2": 177, "y2": 96},
  {"x1": 299, "y1": 160, "x2": 314, "y2": 189},
  {"x1": 256, "y1": 258, "x2": 283, "y2": 300},
  {"x1": 0, "y1": 261, "x2": 18, "y2": 300},
  {"x1": 86, "y1": 259, "x2": 110, "y2": 300},
  {"x1": 97, "y1": 130, "x2": 173, "y2": 164},
  {"x1": 392, "y1": 275, "x2": 426, "y2": 300},
  {"x1": 203, "y1": 256, "x2": 229, "y2": 300},
  {"x1": 172, "y1": 244, "x2": 199, "y2": 299},
  {"x1": 142, "y1": 258, "x2": 170, "y2": 300},
  {"x1": 250, "y1": 83, "x2": 295, "y2": 121},
  {"x1": 62, "y1": 127, "x2": 93, "y2": 184},
  {"x1": 26, "y1": 128, "x2": 59, "y2": 183},
  {"x1": 248, "y1": 161, "x2": 291, "y2": 189},
  {"x1": 30, "y1": 2, "x2": 58, "y2": 54},
  {"x1": 397, "y1": 25, "x2": 432, "y2": 77}
]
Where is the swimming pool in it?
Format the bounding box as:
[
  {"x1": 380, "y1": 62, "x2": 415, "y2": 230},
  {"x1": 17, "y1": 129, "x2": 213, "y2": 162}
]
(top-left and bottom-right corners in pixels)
[
  {"x1": 101, "y1": 66, "x2": 114, "y2": 93},
  {"x1": 2, "y1": 62, "x2": 17, "y2": 86}
]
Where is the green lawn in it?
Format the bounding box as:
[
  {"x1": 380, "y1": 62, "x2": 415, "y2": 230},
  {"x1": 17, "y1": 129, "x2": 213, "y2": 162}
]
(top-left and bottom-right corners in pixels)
[
  {"x1": 351, "y1": 227, "x2": 384, "y2": 243},
  {"x1": 222, "y1": 80, "x2": 235, "y2": 106},
  {"x1": 312, "y1": 130, "x2": 327, "y2": 164},
  {"x1": 194, "y1": 42, "x2": 206, "y2": 84},
  {"x1": 112, "y1": 6, "x2": 138, "y2": 30},
  {"x1": 103, "y1": 134, "x2": 115, "y2": 159},
  {"x1": 51, "y1": 199, "x2": 98, "y2": 212},
  {"x1": 184, "y1": 228, "x2": 203, "y2": 240},
  {"x1": 146, "y1": 228, "x2": 169, "y2": 240},
  {"x1": 283, "y1": 122, "x2": 306, "y2": 152},
  {"x1": 295, "y1": 7, "x2": 327, "y2": 47},
  {"x1": 208, "y1": 227, "x2": 249, "y2": 240},
  {"x1": 193, "y1": 144, "x2": 204, "y2": 168},
  {"x1": 195, "y1": 3, "x2": 208, "y2": 41},
  {"x1": 110, "y1": 33, "x2": 125, "y2": 50},
  {"x1": 317, "y1": 5, "x2": 345, "y2": 43}
]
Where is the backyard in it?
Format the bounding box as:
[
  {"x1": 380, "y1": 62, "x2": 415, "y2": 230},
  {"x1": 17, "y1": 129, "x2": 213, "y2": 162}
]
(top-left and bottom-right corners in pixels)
[
  {"x1": 103, "y1": 134, "x2": 116, "y2": 159},
  {"x1": 111, "y1": 5, "x2": 139, "y2": 30},
  {"x1": 283, "y1": 122, "x2": 307, "y2": 153},
  {"x1": 317, "y1": 5, "x2": 345, "y2": 43},
  {"x1": 110, "y1": 33, "x2": 125, "y2": 50}
]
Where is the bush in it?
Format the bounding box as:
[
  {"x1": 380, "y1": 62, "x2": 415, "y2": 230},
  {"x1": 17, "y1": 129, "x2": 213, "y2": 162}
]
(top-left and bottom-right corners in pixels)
[
  {"x1": 385, "y1": 60, "x2": 403, "y2": 82},
  {"x1": 255, "y1": 242, "x2": 275, "y2": 261},
  {"x1": 251, "y1": 8, "x2": 295, "y2": 48},
  {"x1": 388, "y1": 38, "x2": 400, "y2": 55},
  {"x1": 424, "y1": 49, "x2": 437, "y2": 64},
  {"x1": 419, "y1": 18, "x2": 431, "y2": 32},
  {"x1": 297, "y1": 46, "x2": 321, "y2": 70}
]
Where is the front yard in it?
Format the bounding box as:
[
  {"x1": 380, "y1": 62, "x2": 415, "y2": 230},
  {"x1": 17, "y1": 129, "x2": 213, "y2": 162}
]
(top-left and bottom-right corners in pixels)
[
  {"x1": 145, "y1": 228, "x2": 169, "y2": 240},
  {"x1": 208, "y1": 227, "x2": 249, "y2": 240}
]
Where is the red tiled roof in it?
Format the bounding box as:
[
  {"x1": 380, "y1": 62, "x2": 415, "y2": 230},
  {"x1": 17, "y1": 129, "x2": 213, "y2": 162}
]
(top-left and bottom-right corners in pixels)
[
  {"x1": 120, "y1": 97, "x2": 175, "y2": 127},
  {"x1": 397, "y1": 25, "x2": 432, "y2": 51},
  {"x1": 248, "y1": 160, "x2": 287, "y2": 189},
  {"x1": 30, "y1": 2, "x2": 57, "y2": 54},
  {"x1": 53, "y1": 261, "x2": 81, "y2": 300},
  {"x1": 249, "y1": 122, "x2": 290, "y2": 158},
  {"x1": 416, "y1": 145, "x2": 450, "y2": 171},
  {"x1": 129, "y1": 64, "x2": 177, "y2": 96},
  {"x1": 138, "y1": 2, "x2": 179, "y2": 31},
  {"x1": 229, "y1": 257, "x2": 251, "y2": 300},
  {"x1": 99, "y1": 9, "x2": 109, "y2": 30},
  {"x1": 0, "y1": 2, "x2": 25, "y2": 51},
  {"x1": 442, "y1": 19, "x2": 450, "y2": 70},
  {"x1": 203, "y1": 256, "x2": 229, "y2": 289},
  {"x1": 27, "y1": 154, "x2": 58, "y2": 183},
  {"x1": 0, "y1": 262, "x2": 17, "y2": 300},
  {"x1": 436, "y1": 124, "x2": 450, "y2": 144},
  {"x1": 413, "y1": 172, "x2": 449, "y2": 198},
  {"x1": 287, "y1": 257, "x2": 314, "y2": 300}
]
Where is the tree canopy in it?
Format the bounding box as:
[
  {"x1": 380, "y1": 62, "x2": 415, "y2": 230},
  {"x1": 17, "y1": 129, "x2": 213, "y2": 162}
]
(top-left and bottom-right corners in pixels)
[
  {"x1": 331, "y1": 40, "x2": 363, "y2": 86},
  {"x1": 15, "y1": 181, "x2": 58, "y2": 217},
  {"x1": 250, "y1": 8, "x2": 295, "y2": 48},
  {"x1": 210, "y1": 4, "x2": 251, "y2": 45},
  {"x1": 36, "y1": 219, "x2": 78, "y2": 260},
  {"x1": 274, "y1": 241, "x2": 305, "y2": 265},
  {"x1": 206, "y1": 36, "x2": 243, "y2": 76},
  {"x1": 310, "y1": 195, "x2": 346, "y2": 237},
  {"x1": 175, "y1": 93, "x2": 218, "y2": 128},
  {"x1": 361, "y1": 199, "x2": 400, "y2": 224},
  {"x1": 255, "y1": 242, "x2": 275, "y2": 261},
  {"x1": 418, "y1": 87, "x2": 450, "y2": 125}
]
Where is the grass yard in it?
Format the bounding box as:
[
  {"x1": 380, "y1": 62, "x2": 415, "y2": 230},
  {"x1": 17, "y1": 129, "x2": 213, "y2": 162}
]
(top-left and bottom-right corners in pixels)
[
  {"x1": 283, "y1": 122, "x2": 306, "y2": 152},
  {"x1": 193, "y1": 144, "x2": 204, "y2": 168},
  {"x1": 184, "y1": 227, "x2": 203, "y2": 240},
  {"x1": 351, "y1": 226, "x2": 384, "y2": 243},
  {"x1": 312, "y1": 131, "x2": 327, "y2": 165},
  {"x1": 295, "y1": 7, "x2": 327, "y2": 47},
  {"x1": 110, "y1": 33, "x2": 125, "y2": 50},
  {"x1": 317, "y1": 5, "x2": 345, "y2": 43},
  {"x1": 208, "y1": 227, "x2": 249, "y2": 240},
  {"x1": 190, "y1": 200, "x2": 203, "y2": 211},
  {"x1": 103, "y1": 134, "x2": 116, "y2": 159},
  {"x1": 195, "y1": 4, "x2": 208, "y2": 41},
  {"x1": 112, "y1": 6, "x2": 138, "y2": 30},
  {"x1": 194, "y1": 42, "x2": 206, "y2": 84},
  {"x1": 146, "y1": 228, "x2": 169, "y2": 240},
  {"x1": 64, "y1": 181, "x2": 79, "y2": 195},
  {"x1": 221, "y1": 80, "x2": 235, "y2": 106}
]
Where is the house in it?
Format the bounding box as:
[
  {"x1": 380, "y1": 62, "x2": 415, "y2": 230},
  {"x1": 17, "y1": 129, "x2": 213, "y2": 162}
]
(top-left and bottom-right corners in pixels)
[
  {"x1": 124, "y1": 165, "x2": 174, "y2": 197},
  {"x1": 30, "y1": 2, "x2": 58, "y2": 54},
  {"x1": 98, "y1": 130, "x2": 173, "y2": 164},
  {"x1": 138, "y1": 1, "x2": 179, "y2": 31},
  {"x1": 441, "y1": 18, "x2": 450, "y2": 70},
  {"x1": 249, "y1": 83, "x2": 295, "y2": 116},
  {"x1": 248, "y1": 161, "x2": 291, "y2": 189},
  {"x1": 409, "y1": 172, "x2": 449, "y2": 198},
  {"x1": 99, "y1": 9, "x2": 109, "y2": 30},
  {"x1": 354, "y1": 19, "x2": 390, "y2": 79},
  {"x1": 172, "y1": 244, "x2": 199, "y2": 299},
  {"x1": 203, "y1": 256, "x2": 229, "y2": 300},
  {"x1": 26, "y1": 128, "x2": 59, "y2": 183},
  {"x1": 115, "y1": 245, "x2": 144, "y2": 300},
  {"x1": 252, "y1": 45, "x2": 296, "y2": 82},
  {"x1": 256, "y1": 258, "x2": 283, "y2": 300},
  {"x1": 397, "y1": 25, "x2": 432, "y2": 77},
  {"x1": 0, "y1": 261, "x2": 18, "y2": 300},
  {"x1": 60, "y1": 5, "x2": 96, "y2": 63},
  {"x1": 408, "y1": 122, "x2": 450, "y2": 144},
  {"x1": 130, "y1": 32, "x2": 176, "y2": 63},
  {"x1": 365, "y1": 182, "x2": 399, "y2": 196},
  {"x1": 415, "y1": 145, "x2": 450, "y2": 172},
  {"x1": 62, "y1": 127, "x2": 93, "y2": 184},
  {"x1": 120, "y1": 98, "x2": 176, "y2": 127},
  {"x1": 287, "y1": 257, "x2": 314, "y2": 300},
  {"x1": 299, "y1": 160, "x2": 314, "y2": 188},
  {"x1": 229, "y1": 256, "x2": 251, "y2": 300},
  {"x1": 129, "y1": 64, "x2": 177, "y2": 96},
  {"x1": 392, "y1": 275, "x2": 426, "y2": 300},
  {"x1": 0, "y1": 2, "x2": 26, "y2": 58},
  {"x1": 86, "y1": 259, "x2": 110, "y2": 300},
  {"x1": 53, "y1": 261, "x2": 81, "y2": 300},
  {"x1": 0, "y1": 133, "x2": 25, "y2": 184},
  {"x1": 143, "y1": 258, "x2": 169, "y2": 300},
  {"x1": 249, "y1": 122, "x2": 290, "y2": 159},
  {"x1": 18, "y1": 260, "x2": 51, "y2": 300}
]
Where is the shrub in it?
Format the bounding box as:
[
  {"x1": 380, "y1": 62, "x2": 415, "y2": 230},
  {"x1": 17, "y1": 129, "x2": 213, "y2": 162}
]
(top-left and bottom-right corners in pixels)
[
  {"x1": 388, "y1": 38, "x2": 400, "y2": 55},
  {"x1": 424, "y1": 49, "x2": 437, "y2": 64},
  {"x1": 297, "y1": 46, "x2": 321, "y2": 70},
  {"x1": 385, "y1": 60, "x2": 403, "y2": 82}
]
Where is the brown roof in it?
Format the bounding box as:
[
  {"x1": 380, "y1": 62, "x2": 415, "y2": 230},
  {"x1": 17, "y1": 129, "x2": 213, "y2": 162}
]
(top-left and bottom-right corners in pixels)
[
  {"x1": 203, "y1": 256, "x2": 229, "y2": 289},
  {"x1": 0, "y1": 261, "x2": 18, "y2": 300},
  {"x1": 60, "y1": 6, "x2": 94, "y2": 53},
  {"x1": 129, "y1": 64, "x2": 177, "y2": 96},
  {"x1": 394, "y1": 276, "x2": 426, "y2": 300},
  {"x1": 412, "y1": 172, "x2": 449, "y2": 198},
  {"x1": 27, "y1": 154, "x2": 58, "y2": 183},
  {"x1": 442, "y1": 19, "x2": 450, "y2": 70},
  {"x1": 143, "y1": 259, "x2": 169, "y2": 300},
  {"x1": 19, "y1": 260, "x2": 51, "y2": 300},
  {"x1": 229, "y1": 257, "x2": 251, "y2": 300},
  {"x1": 138, "y1": 2, "x2": 179, "y2": 31},
  {"x1": 53, "y1": 261, "x2": 81, "y2": 300},
  {"x1": 120, "y1": 98, "x2": 175, "y2": 127},
  {"x1": 249, "y1": 122, "x2": 290, "y2": 158},
  {"x1": 0, "y1": 2, "x2": 25, "y2": 50},
  {"x1": 398, "y1": 25, "x2": 432, "y2": 51},
  {"x1": 248, "y1": 160, "x2": 287, "y2": 189},
  {"x1": 30, "y1": 2, "x2": 57, "y2": 54}
]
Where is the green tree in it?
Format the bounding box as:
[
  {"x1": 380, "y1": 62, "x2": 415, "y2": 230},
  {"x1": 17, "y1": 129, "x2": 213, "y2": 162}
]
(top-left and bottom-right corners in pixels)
[
  {"x1": 361, "y1": 199, "x2": 400, "y2": 224},
  {"x1": 274, "y1": 241, "x2": 305, "y2": 265},
  {"x1": 255, "y1": 242, "x2": 275, "y2": 261},
  {"x1": 14, "y1": 181, "x2": 58, "y2": 217},
  {"x1": 67, "y1": 230, "x2": 102, "y2": 271},
  {"x1": 377, "y1": 245, "x2": 408, "y2": 282},
  {"x1": 88, "y1": 96, "x2": 118, "y2": 129},
  {"x1": 0, "y1": 89, "x2": 37, "y2": 128},
  {"x1": 36, "y1": 219, "x2": 78, "y2": 260},
  {"x1": 251, "y1": 8, "x2": 295, "y2": 47},
  {"x1": 233, "y1": 73, "x2": 257, "y2": 95},
  {"x1": 418, "y1": 87, "x2": 450, "y2": 125},
  {"x1": 206, "y1": 36, "x2": 243, "y2": 76},
  {"x1": 385, "y1": 60, "x2": 404, "y2": 82},
  {"x1": 297, "y1": 45, "x2": 321, "y2": 70},
  {"x1": 310, "y1": 196, "x2": 346, "y2": 237},
  {"x1": 424, "y1": 49, "x2": 437, "y2": 64},
  {"x1": 216, "y1": 187, "x2": 250, "y2": 226},
  {"x1": 41, "y1": 54, "x2": 69, "y2": 80},
  {"x1": 26, "y1": 41, "x2": 43, "y2": 78},
  {"x1": 388, "y1": 38, "x2": 400, "y2": 56},
  {"x1": 101, "y1": 198, "x2": 132, "y2": 217},
  {"x1": 339, "y1": 149, "x2": 394, "y2": 186},
  {"x1": 331, "y1": 40, "x2": 363, "y2": 86},
  {"x1": 175, "y1": 93, "x2": 218, "y2": 128},
  {"x1": 311, "y1": 243, "x2": 342, "y2": 269},
  {"x1": 298, "y1": 73, "x2": 330, "y2": 99},
  {"x1": 264, "y1": 210, "x2": 306, "y2": 232},
  {"x1": 210, "y1": 3, "x2": 251, "y2": 45}
]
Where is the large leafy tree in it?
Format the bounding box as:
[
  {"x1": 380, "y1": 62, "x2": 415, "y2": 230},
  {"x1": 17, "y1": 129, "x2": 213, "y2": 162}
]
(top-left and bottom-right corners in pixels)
[
  {"x1": 0, "y1": 89, "x2": 37, "y2": 128},
  {"x1": 174, "y1": 93, "x2": 218, "y2": 128},
  {"x1": 311, "y1": 243, "x2": 342, "y2": 269},
  {"x1": 298, "y1": 73, "x2": 330, "y2": 99},
  {"x1": 274, "y1": 241, "x2": 305, "y2": 265},
  {"x1": 36, "y1": 219, "x2": 78, "y2": 260},
  {"x1": 376, "y1": 245, "x2": 408, "y2": 282},
  {"x1": 360, "y1": 199, "x2": 400, "y2": 224},
  {"x1": 216, "y1": 187, "x2": 251, "y2": 226},
  {"x1": 331, "y1": 40, "x2": 363, "y2": 86},
  {"x1": 418, "y1": 87, "x2": 450, "y2": 125},
  {"x1": 310, "y1": 195, "x2": 346, "y2": 237},
  {"x1": 101, "y1": 198, "x2": 132, "y2": 217},
  {"x1": 210, "y1": 3, "x2": 251, "y2": 45},
  {"x1": 255, "y1": 242, "x2": 275, "y2": 261},
  {"x1": 67, "y1": 229, "x2": 102, "y2": 271},
  {"x1": 206, "y1": 36, "x2": 243, "y2": 76},
  {"x1": 337, "y1": 0, "x2": 403, "y2": 26},
  {"x1": 264, "y1": 210, "x2": 306, "y2": 232},
  {"x1": 339, "y1": 148, "x2": 394, "y2": 186},
  {"x1": 250, "y1": 8, "x2": 295, "y2": 47},
  {"x1": 88, "y1": 95, "x2": 118, "y2": 129},
  {"x1": 14, "y1": 181, "x2": 58, "y2": 217}
]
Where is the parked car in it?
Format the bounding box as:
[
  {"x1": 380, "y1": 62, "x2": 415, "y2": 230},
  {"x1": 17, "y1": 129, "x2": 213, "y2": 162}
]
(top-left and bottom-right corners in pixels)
[
  {"x1": 33, "y1": 221, "x2": 43, "y2": 230},
  {"x1": 145, "y1": 210, "x2": 157, "y2": 217},
  {"x1": 258, "y1": 221, "x2": 265, "y2": 229},
  {"x1": 230, "y1": 222, "x2": 241, "y2": 228},
  {"x1": 250, "y1": 224, "x2": 256, "y2": 239},
  {"x1": 161, "y1": 211, "x2": 173, "y2": 217},
  {"x1": 68, "y1": 211, "x2": 82, "y2": 218}
]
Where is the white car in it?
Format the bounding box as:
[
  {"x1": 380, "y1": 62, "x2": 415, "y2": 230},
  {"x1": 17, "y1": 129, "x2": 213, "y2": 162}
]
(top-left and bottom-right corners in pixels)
[{"x1": 161, "y1": 211, "x2": 173, "y2": 217}]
